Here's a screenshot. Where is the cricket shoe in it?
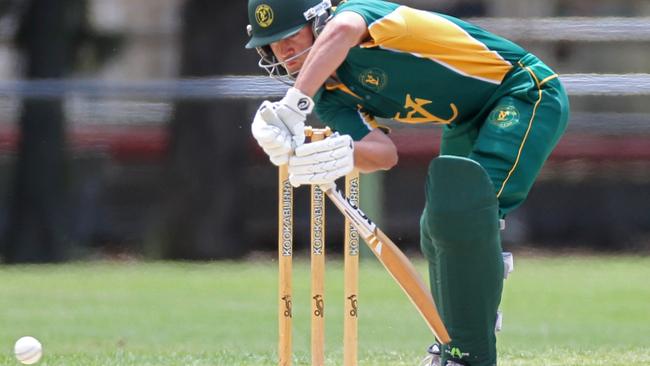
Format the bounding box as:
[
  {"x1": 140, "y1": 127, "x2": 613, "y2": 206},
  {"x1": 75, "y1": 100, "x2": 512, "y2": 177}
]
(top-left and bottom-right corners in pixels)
[{"x1": 419, "y1": 344, "x2": 442, "y2": 366}]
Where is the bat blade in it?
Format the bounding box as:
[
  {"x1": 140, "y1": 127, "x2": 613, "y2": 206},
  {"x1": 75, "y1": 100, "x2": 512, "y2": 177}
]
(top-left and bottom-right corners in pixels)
[
  {"x1": 369, "y1": 229, "x2": 451, "y2": 344},
  {"x1": 322, "y1": 185, "x2": 451, "y2": 344}
]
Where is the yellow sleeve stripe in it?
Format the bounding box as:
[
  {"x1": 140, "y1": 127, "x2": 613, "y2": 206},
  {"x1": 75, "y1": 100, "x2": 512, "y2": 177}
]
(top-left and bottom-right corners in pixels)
[
  {"x1": 356, "y1": 104, "x2": 378, "y2": 129},
  {"x1": 362, "y1": 7, "x2": 512, "y2": 84},
  {"x1": 325, "y1": 82, "x2": 363, "y2": 100}
]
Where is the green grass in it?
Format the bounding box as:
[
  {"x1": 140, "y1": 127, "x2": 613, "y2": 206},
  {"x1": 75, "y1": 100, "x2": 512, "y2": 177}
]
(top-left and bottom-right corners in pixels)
[{"x1": 0, "y1": 256, "x2": 649, "y2": 365}]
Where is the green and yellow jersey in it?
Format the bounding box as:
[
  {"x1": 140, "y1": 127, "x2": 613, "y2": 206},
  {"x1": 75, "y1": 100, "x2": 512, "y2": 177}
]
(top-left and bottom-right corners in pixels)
[
  {"x1": 313, "y1": 0, "x2": 532, "y2": 140},
  {"x1": 307, "y1": 4, "x2": 569, "y2": 360}
]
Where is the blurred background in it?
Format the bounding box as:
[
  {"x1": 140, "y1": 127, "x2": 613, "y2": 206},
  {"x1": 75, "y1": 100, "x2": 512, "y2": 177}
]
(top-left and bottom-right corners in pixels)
[{"x1": 0, "y1": 0, "x2": 649, "y2": 264}]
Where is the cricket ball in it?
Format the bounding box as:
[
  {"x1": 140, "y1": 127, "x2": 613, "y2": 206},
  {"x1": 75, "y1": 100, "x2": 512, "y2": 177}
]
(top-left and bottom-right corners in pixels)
[{"x1": 14, "y1": 336, "x2": 42, "y2": 365}]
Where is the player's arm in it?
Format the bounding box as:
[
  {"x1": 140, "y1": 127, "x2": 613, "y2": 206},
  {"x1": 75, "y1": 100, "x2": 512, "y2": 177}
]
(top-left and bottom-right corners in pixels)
[
  {"x1": 354, "y1": 129, "x2": 398, "y2": 173},
  {"x1": 294, "y1": 11, "x2": 369, "y2": 97}
]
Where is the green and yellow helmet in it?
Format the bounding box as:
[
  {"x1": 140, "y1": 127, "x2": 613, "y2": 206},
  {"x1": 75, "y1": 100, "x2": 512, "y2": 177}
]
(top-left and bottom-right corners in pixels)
[{"x1": 245, "y1": 0, "x2": 332, "y2": 80}]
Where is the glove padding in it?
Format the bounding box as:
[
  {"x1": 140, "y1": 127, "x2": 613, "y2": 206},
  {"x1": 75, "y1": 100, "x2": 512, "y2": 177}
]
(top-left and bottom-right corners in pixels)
[
  {"x1": 273, "y1": 87, "x2": 313, "y2": 148},
  {"x1": 251, "y1": 88, "x2": 314, "y2": 166},
  {"x1": 288, "y1": 133, "x2": 354, "y2": 187},
  {"x1": 251, "y1": 101, "x2": 293, "y2": 166}
]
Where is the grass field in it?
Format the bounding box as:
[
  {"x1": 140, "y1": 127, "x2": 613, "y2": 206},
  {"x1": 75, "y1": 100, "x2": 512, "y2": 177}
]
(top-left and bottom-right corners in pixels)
[{"x1": 1, "y1": 255, "x2": 649, "y2": 365}]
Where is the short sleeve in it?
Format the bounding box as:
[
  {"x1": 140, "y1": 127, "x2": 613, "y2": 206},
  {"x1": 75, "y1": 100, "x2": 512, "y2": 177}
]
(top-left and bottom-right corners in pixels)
[
  {"x1": 334, "y1": 0, "x2": 404, "y2": 46},
  {"x1": 334, "y1": 0, "x2": 400, "y2": 27},
  {"x1": 314, "y1": 89, "x2": 376, "y2": 141}
]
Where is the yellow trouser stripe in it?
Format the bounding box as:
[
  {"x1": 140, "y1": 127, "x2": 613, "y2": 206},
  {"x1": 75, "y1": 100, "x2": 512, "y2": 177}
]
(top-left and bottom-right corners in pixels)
[
  {"x1": 496, "y1": 64, "x2": 543, "y2": 198},
  {"x1": 539, "y1": 74, "x2": 558, "y2": 87}
]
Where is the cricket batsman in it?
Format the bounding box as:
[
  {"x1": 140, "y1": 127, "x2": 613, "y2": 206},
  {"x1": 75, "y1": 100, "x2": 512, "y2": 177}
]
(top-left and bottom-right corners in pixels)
[{"x1": 246, "y1": 0, "x2": 569, "y2": 364}]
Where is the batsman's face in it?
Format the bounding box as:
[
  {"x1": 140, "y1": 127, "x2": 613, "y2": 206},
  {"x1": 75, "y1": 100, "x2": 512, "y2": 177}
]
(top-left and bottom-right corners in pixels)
[{"x1": 270, "y1": 26, "x2": 314, "y2": 74}]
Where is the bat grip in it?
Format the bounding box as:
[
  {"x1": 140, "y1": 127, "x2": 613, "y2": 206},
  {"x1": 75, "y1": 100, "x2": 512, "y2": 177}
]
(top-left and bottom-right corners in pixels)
[{"x1": 318, "y1": 182, "x2": 336, "y2": 192}]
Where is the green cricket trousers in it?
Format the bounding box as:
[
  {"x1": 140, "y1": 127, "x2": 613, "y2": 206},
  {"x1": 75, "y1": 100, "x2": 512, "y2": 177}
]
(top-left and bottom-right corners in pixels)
[{"x1": 420, "y1": 53, "x2": 569, "y2": 365}]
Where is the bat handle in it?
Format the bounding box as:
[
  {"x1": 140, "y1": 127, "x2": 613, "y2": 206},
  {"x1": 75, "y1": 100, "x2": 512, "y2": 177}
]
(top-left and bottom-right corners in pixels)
[{"x1": 319, "y1": 182, "x2": 336, "y2": 193}]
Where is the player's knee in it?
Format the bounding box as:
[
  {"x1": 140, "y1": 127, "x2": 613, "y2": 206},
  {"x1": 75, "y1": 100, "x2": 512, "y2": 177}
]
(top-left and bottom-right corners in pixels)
[{"x1": 423, "y1": 156, "x2": 500, "y2": 246}]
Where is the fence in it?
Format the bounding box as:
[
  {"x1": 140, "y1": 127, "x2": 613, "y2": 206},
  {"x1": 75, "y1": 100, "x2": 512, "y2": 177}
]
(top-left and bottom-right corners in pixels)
[{"x1": 0, "y1": 17, "x2": 648, "y2": 252}]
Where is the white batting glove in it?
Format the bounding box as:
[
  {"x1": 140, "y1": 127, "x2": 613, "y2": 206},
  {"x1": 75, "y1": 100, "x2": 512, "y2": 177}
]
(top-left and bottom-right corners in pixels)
[
  {"x1": 288, "y1": 133, "x2": 354, "y2": 187},
  {"x1": 251, "y1": 101, "x2": 293, "y2": 166},
  {"x1": 273, "y1": 87, "x2": 313, "y2": 147}
]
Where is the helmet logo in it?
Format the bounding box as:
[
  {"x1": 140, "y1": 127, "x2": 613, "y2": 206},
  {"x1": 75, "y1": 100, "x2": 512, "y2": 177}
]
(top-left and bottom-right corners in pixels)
[{"x1": 255, "y1": 4, "x2": 274, "y2": 28}]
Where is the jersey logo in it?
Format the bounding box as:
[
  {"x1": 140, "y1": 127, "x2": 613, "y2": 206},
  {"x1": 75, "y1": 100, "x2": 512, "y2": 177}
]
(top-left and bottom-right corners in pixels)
[
  {"x1": 488, "y1": 104, "x2": 520, "y2": 128},
  {"x1": 359, "y1": 68, "x2": 387, "y2": 92},
  {"x1": 394, "y1": 94, "x2": 458, "y2": 124},
  {"x1": 255, "y1": 4, "x2": 274, "y2": 28}
]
